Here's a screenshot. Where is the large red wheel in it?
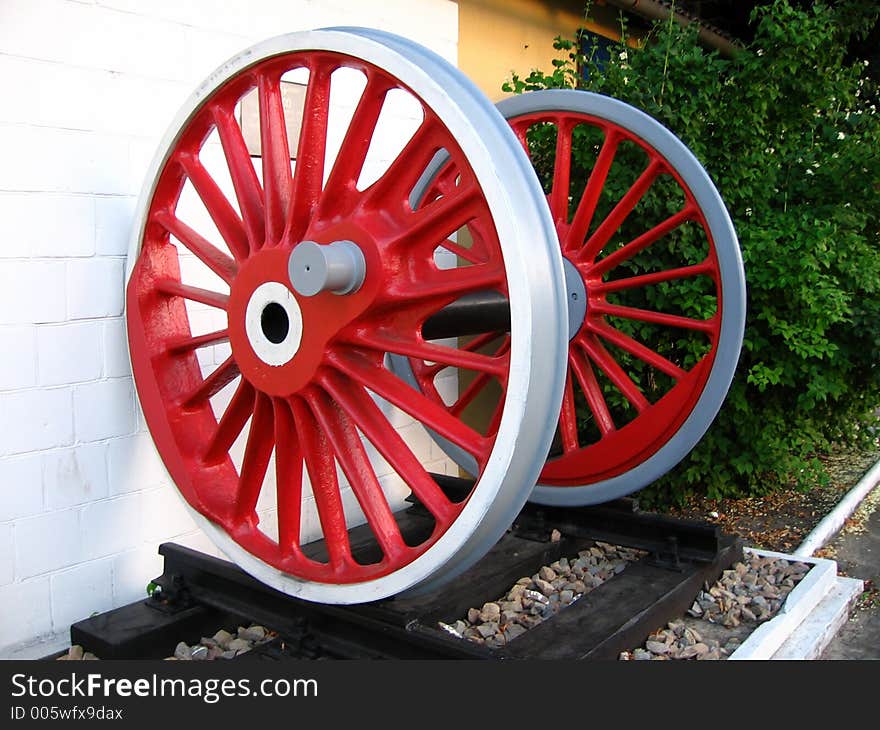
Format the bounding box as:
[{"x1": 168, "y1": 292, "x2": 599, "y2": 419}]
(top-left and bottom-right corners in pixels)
[
  {"x1": 395, "y1": 90, "x2": 746, "y2": 505},
  {"x1": 125, "y1": 30, "x2": 568, "y2": 602}
]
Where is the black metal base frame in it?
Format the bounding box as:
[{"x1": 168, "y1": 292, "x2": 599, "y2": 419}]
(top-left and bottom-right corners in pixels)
[{"x1": 70, "y1": 494, "x2": 742, "y2": 660}]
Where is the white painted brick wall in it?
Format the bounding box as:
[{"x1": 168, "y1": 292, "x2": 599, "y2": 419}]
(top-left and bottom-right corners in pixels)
[
  {"x1": 0, "y1": 388, "x2": 74, "y2": 455},
  {"x1": 0, "y1": 578, "x2": 53, "y2": 650},
  {"x1": 0, "y1": 524, "x2": 13, "y2": 587},
  {"x1": 0, "y1": 261, "x2": 67, "y2": 325},
  {"x1": 50, "y1": 560, "x2": 114, "y2": 631},
  {"x1": 0, "y1": 0, "x2": 460, "y2": 656},
  {"x1": 0, "y1": 327, "x2": 37, "y2": 390},
  {"x1": 37, "y1": 322, "x2": 104, "y2": 386},
  {"x1": 14, "y1": 508, "x2": 82, "y2": 578},
  {"x1": 44, "y1": 444, "x2": 110, "y2": 510},
  {"x1": 0, "y1": 455, "x2": 43, "y2": 523}
]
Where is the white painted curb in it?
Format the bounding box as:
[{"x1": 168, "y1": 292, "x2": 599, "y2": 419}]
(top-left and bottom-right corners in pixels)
[
  {"x1": 794, "y1": 455, "x2": 880, "y2": 557},
  {"x1": 728, "y1": 547, "x2": 839, "y2": 660},
  {"x1": 771, "y1": 575, "x2": 864, "y2": 660}
]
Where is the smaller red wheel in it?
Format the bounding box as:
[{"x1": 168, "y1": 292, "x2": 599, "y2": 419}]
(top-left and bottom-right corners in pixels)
[{"x1": 395, "y1": 90, "x2": 746, "y2": 506}]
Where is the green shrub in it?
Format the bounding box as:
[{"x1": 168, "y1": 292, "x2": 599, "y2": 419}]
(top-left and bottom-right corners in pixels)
[{"x1": 504, "y1": 1, "x2": 880, "y2": 503}]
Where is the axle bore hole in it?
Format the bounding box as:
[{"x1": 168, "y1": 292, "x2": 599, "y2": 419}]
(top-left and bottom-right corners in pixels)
[{"x1": 261, "y1": 302, "x2": 290, "y2": 344}]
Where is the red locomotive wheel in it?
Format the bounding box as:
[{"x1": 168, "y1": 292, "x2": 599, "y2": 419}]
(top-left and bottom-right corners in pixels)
[
  {"x1": 125, "y1": 30, "x2": 568, "y2": 602},
  {"x1": 396, "y1": 90, "x2": 746, "y2": 506}
]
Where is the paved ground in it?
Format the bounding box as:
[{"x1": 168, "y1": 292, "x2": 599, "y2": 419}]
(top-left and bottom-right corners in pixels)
[{"x1": 819, "y1": 497, "x2": 880, "y2": 659}]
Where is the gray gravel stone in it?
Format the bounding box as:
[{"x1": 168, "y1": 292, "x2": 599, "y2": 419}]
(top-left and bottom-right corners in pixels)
[
  {"x1": 213, "y1": 629, "x2": 234, "y2": 649},
  {"x1": 238, "y1": 625, "x2": 267, "y2": 642},
  {"x1": 679, "y1": 643, "x2": 709, "y2": 659},
  {"x1": 534, "y1": 578, "x2": 555, "y2": 596},
  {"x1": 501, "y1": 599, "x2": 523, "y2": 613},
  {"x1": 479, "y1": 602, "x2": 501, "y2": 623},
  {"x1": 174, "y1": 642, "x2": 192, "y2": 660},
  {"x1": 226, "y1": 638, "x2": 251, "y2": 653}
]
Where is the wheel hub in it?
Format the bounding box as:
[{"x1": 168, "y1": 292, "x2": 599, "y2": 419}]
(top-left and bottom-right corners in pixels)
[{"x1": 562, "y1": 256, "x2": 588, "y2": 341}]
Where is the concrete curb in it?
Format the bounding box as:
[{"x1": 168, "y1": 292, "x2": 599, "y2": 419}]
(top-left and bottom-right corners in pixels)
[
  {"x1": 794, "y1": 455, "x2": 880, "y2": 557},
  {"x1": 728, "y1": 548, "x2": 841, "y2": 660},
  {"x1": 771, "y1": 575, "x2": 864, "y2": 660}
]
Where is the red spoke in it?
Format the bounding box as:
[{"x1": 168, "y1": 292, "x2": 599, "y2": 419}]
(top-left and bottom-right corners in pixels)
[
  {"x1": 212, "y1": 105, "x2": 265, "y2": 251},
  {"x1": 581, "y1": 159, "x2": 664, "y2": 262},
  {"x1": 259, "y1": 73, "x2": 293, "y2": 246},
  {"x1": 586, "y1": 206, "x2": 696, "y2": 274},
  {"x1": 203, "y1": 379, "x2": 255, "y2": 464},
  {"x1": 321, "y1": 71, "x2": 391, "y2": 205},
  {"x1": 394, "y1": 184, "x2": 483, "y2": 255},
  {"x1": 328, "y1": 350, "x2": 490, "y2": 464},
  {"x1": 431, "y1": 237, "x2": 484, "y2": 267},
  {"x1": 550, "y1": 118, "x2": 574, "y2": 225},
  {"x1": 593, "y1": 260, "x2": 713, "y2": 293},
  {"x1": 588, "y1": 319, "x2": 686, "y2": 380},
  {"x1": 450, "y1": 338, "x2": 509, "y2": 416},
  {"x1": 154, "y1": 209, "x2": 238, "y2": 284},
  {"x1": 451, "y1": 370, "x2": 493, "y2": 417},
  {"x1": 509, "y1": 119, "x2": 530, "y2": 155},
  {"x1": 419, "y1": 331, "x2": 505, "y2": 378},
  {"x1": 591, "y1": 302, "x2": 717, "y2": 333},
  {"x1": 349, "y1": 331, "x2": 507, "y2": 377},
  {"x1": 559, "y1": 371, "x2": 580, "y2": 453},
  {"x1": 166, "y1": 328, "x2": 229, "y2": 355},
  {"x1": 181, "y1": 355, "x2": 240, "y2": 407},
  {"x1": 422, "y1": 159, "x2": 461, "y2": 203},
  {"x1": 288, "y1": 61, "x2": 332, "y2": 242},
  {"x1": 384, "y1": 262, "x2": 505, "y2": 309},
  {"x1": 485, "y1": 397, "x2": 504, "y2": 438},
  {"x1": 462, "y1": 331, "x2": 506, "y2": 353},
  {"x1": 569, "y1": 347, "x2": 615, "y2": 436},
  {"x1": 565, "y1": 130, "x2": 620, "y2": 253},
  {"x1": 578, "y1": 334, "x2": 649, "y2": 412},
  {"x1": 319, "y1": 370, "x2": 456, "y2": 526},
  {"x1": 289, "y1": 394, "x2": 354, "y2": 568},
  {"x1": 359, "y1": 118, "x2": 447, "y2": 213},
  {"x1": 273, "y1": 398, "x2": 303, "y2": 550},
  {"x1": 177, "y1": 151, "x2": 249, "y2": 261},
  {"x1": 155, "y1": 279, "x2": 229, "y2": 310},
  {"x1": 232, "y1": 392, "x2": 274, "y2": 520},
  {"x1": 306, "y1": 386, "x2": 407, "y2": 563}
]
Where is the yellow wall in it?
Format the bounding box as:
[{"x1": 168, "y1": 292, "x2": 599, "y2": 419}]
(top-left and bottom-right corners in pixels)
[{"x1": 457, "y1": 0, "x2": 622, "y2": 101}]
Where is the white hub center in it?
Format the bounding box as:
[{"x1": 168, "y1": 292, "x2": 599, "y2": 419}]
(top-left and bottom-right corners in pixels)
[{"x1": 244, "y1": 281, "x2": 303, "y2": 366}]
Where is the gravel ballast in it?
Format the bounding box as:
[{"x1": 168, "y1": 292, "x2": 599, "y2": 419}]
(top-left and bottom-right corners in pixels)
[
  {"x1": 56, "y1": 624, "x2": 276, "y2": 661},
  {"x1": 439, "y1": 541, "x2": 646, "y2": 648}
]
